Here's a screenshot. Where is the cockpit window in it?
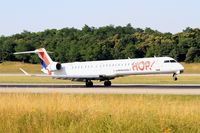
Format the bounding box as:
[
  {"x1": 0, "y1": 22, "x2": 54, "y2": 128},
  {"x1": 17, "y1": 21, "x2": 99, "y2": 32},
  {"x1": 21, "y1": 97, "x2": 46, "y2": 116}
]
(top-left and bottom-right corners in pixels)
[
  {"x1": 170, "y1": 60, "x2": 176, "y2": 63},
  {"x1": 164, "y1": 60, "x2": 170, "y2": 63},
  {"x1": 164, "y1": 60, "x2": 177, "y2": 63}
]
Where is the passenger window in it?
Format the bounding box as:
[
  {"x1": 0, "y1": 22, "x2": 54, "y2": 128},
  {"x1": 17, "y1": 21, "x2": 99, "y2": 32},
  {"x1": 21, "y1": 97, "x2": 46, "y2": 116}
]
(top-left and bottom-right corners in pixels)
[{"x1": 164, "y1": 60, "x2": 170, "y2": 63}]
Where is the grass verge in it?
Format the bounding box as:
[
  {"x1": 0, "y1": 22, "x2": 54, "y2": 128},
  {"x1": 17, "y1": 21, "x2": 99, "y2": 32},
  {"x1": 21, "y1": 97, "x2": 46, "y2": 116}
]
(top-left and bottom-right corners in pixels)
[
  {"x1": 0, "y1": 93, "x2": 200, "y2": 133},
  {"x1": 0, "y1": 75, "x2": 199, "y2": 84}
]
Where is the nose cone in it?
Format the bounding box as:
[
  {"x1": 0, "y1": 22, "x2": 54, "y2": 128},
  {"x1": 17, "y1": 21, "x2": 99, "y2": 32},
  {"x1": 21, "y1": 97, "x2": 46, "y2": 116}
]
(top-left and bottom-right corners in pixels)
[{"x1": 179, "y1": 63, "x2": 184, "y2": 73}]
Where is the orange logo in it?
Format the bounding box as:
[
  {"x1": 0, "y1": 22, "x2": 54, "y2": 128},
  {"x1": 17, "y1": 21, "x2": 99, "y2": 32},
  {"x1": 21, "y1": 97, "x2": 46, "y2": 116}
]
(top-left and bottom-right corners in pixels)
[{"x1": 132, "y1": 61, "x2": 155, "y2": 71}]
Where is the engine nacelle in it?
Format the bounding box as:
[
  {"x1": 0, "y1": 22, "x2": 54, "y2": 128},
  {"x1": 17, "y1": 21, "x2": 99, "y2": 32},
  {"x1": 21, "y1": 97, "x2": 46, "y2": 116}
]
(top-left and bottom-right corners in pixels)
[{"x1": 48, "y1": 62, "x2": 62, "y2": 71}]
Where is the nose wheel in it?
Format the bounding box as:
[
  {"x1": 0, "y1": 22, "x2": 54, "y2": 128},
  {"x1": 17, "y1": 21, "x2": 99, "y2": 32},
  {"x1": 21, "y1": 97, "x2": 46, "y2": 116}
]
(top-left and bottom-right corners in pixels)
[{"x1": 173, "y1": 73, "x2": 178, "y2": 81}]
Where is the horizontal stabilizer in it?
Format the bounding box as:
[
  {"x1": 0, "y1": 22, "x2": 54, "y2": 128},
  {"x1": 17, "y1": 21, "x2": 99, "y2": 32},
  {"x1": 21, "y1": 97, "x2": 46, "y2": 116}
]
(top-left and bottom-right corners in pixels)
[
  {"x1": 19, "y1": 68, "x2": 52, "y2": 77},
  {"x1": 19, "y1": 68, "x2": 30, "y2": 76},
  {"x1": 14, "y1": 50, "x2": 37, "y2": 55},
  {"x1": 14, "y1": 50, "x2": 53, "y2": 55}
]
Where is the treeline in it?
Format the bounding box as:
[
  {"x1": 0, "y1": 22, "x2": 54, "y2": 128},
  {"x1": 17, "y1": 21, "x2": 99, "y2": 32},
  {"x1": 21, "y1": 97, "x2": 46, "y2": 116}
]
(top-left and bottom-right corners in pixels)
[{"x1": 0, "y1": 24, "x2": 200, "y2": 63}]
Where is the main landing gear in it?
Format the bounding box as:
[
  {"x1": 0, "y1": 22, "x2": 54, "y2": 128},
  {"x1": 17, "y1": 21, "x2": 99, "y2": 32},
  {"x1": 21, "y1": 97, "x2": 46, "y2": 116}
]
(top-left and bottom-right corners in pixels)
[
  {"x1": 85, "y1": 80, "x2": 93, "y2": 87},
  {"x1": 173, "y1": 73, "x2": 178, "y2": 81},
  {"x1": 104, "y1": 80, "x2": 111, "y2": 87},
  {"x1": 85, "y1": 80, "x2": 112, "y2": 87}
]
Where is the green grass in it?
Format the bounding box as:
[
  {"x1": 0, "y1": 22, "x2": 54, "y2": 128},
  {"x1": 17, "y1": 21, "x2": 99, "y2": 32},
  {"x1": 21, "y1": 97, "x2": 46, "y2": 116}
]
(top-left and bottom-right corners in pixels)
[
  {"x1": 113, "y1": 75, "x2": 200, "y2": 84},
  {"x1": 0, "y1": 76, "x2": 73, "y2": 84},
  {"x1": 0, "y1": 62, "x2": 41, "y2": 73},
  {"x1": 181, "y1": 62, "x2": 200, "y2": 74},
  {"x1": 0, "y1": 93, "x2": 200, "y2": 133},
  {"x1": 0, "y1": 75, "x2": 199, "y2": 84}
]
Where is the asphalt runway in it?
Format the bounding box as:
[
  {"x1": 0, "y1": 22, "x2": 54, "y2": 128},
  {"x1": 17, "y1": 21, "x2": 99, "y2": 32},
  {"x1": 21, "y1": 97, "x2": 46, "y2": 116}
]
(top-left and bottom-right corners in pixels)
[{"x1": 0, "y1": 84, "x2": 200, "y2": 95}]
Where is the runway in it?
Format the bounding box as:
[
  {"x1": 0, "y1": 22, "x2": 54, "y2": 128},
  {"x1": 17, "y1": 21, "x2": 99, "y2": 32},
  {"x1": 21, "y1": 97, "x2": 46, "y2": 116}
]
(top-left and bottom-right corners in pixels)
[{"x1": 0, "y1": 84, "x2": 200, "y2": 95}]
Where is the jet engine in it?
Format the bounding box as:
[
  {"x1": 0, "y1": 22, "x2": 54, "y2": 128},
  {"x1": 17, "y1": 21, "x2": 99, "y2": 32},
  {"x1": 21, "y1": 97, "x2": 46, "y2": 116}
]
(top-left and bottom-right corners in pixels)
[{"x1": 48, "y1": 62, "x2": 62, "y2": 71}]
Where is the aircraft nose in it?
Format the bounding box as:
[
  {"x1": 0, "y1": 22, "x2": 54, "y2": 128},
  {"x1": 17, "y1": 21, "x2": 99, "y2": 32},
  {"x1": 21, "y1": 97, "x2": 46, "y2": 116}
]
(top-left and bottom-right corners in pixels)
[{"x1": 179, "y1": 64, "x2": 184, "y2": 73}]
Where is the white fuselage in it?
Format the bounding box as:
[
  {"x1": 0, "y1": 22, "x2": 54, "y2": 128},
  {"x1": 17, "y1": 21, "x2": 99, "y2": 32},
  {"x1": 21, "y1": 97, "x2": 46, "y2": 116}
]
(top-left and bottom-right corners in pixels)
[
  {"x1": 14, "y1": 48, "x2": 184, "y2": 86},
  {"x1": 53, "y1": 57, "x2": 184, "y2": 79}
]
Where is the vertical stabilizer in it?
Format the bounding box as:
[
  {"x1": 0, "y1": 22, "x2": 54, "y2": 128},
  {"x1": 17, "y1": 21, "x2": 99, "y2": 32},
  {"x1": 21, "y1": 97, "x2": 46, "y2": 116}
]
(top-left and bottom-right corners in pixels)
[{"x1": 14, "y1": 48, "x2": 59, "y2": 75}]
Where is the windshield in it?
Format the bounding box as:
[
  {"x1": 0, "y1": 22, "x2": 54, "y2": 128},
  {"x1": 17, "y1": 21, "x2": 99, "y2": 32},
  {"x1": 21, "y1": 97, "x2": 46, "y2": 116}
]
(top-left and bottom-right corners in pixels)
[{"x1": 164, "y1": 60, "x2": 177, "y2": 63}]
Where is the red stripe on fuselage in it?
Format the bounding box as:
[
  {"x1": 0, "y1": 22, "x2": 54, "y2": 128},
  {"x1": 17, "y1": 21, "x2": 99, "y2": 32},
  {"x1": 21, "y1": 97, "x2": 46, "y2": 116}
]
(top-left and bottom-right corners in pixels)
[{"x1": 38, "y1": 49, "x2": 50, "y2": 66}]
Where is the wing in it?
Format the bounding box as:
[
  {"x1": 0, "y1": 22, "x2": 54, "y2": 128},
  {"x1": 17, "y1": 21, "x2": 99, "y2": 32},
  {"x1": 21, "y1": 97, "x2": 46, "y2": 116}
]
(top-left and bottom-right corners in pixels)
[
  {"x1": 53, "y1": 74, "x2": 116, "y2": 82},
  {"x1": 19, "y1": 68, "x2": 116, "y2": 82}
]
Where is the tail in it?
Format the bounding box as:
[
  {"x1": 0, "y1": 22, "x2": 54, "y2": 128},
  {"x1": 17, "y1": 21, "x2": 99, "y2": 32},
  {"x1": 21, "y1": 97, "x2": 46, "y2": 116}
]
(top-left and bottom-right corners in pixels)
[{"x1": 14, "y1": 48, "x2": 62, "y2": 75}]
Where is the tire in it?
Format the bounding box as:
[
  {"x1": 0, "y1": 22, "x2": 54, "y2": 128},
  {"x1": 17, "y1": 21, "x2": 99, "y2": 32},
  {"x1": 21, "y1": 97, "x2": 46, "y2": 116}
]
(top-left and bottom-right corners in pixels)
[
  {"x1": 86, "y1": 81, "x2": 93, "y2": 87},
  {"x1": 104, "y1": 80, "x2": 111, "y2": 87},
  {"x1": 173, "y1": 77, "x2": 178, "y2": 81}
]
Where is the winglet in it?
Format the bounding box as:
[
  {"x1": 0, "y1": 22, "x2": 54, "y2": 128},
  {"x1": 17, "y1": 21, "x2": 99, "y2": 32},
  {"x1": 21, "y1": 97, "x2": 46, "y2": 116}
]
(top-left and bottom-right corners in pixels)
[{"x1": 19, "y1": 68, "x2": 30, "y2": 76}]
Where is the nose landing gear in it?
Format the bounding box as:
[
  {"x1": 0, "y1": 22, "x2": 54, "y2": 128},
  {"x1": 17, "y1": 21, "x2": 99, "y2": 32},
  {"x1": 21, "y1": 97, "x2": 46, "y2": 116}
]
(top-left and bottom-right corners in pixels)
[{"x1": 173, "y1": 73, "x2": 178, "y2": 81}]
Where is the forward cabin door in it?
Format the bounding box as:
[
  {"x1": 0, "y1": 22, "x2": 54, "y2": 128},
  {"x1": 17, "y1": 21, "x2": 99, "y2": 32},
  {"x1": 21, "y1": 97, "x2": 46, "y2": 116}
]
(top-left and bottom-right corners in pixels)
[{"x1": 154, "y1": 59, "x2": 162, "y2": 73}]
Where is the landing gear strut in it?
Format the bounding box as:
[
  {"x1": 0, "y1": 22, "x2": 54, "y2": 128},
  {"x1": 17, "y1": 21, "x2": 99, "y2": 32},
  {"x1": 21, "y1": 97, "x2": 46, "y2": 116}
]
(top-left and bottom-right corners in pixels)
[
  {"x1": 104, "y1": 80, "x2": 111, "y2": 87},
  {"x1": 86, "y1": 80, "x2": 93, "y2": 87},
  {"x1": 173, "y1": 73, "x2": 178, "y2": 81}
]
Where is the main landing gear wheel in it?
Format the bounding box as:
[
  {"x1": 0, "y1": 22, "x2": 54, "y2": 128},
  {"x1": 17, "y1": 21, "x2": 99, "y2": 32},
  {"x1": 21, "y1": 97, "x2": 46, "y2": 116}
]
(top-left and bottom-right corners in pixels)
[
  {"x1": 86, "y1": 80, "x2": 93, "y2": 87},
  {"x1": 104, "y1": 80, "x2": 111, "y2": 87},
  {"x1": 173, "y1": 73, "x2": 178, "y2": 81}
]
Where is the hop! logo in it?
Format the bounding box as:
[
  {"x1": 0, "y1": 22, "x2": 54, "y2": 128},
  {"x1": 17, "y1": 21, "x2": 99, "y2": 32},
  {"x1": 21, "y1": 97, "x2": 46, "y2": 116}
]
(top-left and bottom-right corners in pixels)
[{"x1": 132, "y1": 61, "x2": 155, "y2": 71}]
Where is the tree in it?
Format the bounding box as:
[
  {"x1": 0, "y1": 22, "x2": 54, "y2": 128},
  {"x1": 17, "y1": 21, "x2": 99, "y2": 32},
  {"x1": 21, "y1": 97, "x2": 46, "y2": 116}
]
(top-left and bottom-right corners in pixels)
[
  {"x1": 123, "y1": 43, "x2": 140, "y2": 58},
  {"x1": 185, "y1": 47, "x2": 200, "y2": 63},
  {"x1": 1, "y1": 39, "x2": 16, "y2": 61},
  {"x1": 14, "y1": 40, "x2": 34, "y2": 62},
  {"x1": 0, "y1": 25, "x2": 199, "y2": 63}
]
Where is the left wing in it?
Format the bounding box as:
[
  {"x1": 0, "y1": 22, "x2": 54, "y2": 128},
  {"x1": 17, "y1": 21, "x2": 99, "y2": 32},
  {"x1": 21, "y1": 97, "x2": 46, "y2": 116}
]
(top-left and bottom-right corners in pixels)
[{"x1": 19, "y1": 68, "x2": 116, "y2": 81}]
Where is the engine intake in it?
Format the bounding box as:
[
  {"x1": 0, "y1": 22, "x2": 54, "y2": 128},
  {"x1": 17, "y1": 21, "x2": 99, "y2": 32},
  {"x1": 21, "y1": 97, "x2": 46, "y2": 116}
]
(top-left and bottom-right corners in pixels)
[{"x1": 48, "y1": 62, "x2": 62, "y2": 71}]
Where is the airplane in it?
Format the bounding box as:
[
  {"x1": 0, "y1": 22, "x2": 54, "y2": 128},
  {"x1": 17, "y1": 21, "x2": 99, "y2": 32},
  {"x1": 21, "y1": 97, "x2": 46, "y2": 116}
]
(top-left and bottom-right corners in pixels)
[{"x1": 14, "y1": 48, "x2": 184, "y2": 87}]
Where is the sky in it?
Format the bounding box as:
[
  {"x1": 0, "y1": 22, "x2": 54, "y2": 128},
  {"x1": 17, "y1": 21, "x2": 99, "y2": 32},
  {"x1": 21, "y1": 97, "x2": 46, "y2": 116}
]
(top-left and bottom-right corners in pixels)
[{"x1": 0, "y1": 0, "x2": 200, "y2": 36}]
